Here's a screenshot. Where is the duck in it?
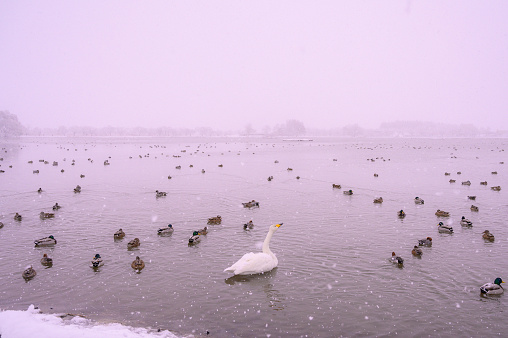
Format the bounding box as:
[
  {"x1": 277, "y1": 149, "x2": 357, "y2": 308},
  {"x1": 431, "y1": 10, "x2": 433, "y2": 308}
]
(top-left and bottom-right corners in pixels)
[
  {"x1": 131, "y1": 256, "x2": 145, "y2": 270},
  {"x1": 80, "y1": 174, "x2": 85, "y2": 178},
  {"x1": 332, "y1": 184, "x2": 341, "y2": 189},
  {"x1": 482, "y1": 230, "x2": 495, "y2": 241},
  {"x1": 37, "y1": 188, "x2": 43, "y2": 193},
  {"x1": 207, "y1": 215, "x2": 222, "y2": 225},
  {"x1": 218, "y1": 164, "x2": 223, "y2": 167},
  {"x1": 74, "y1": 185, "x2": 81, "y2": 193},
  {"x1": 155, "y1": 190, "x2": 167, "y2": 198},
  {"x1": 437, "y1": 222, "x2": 453, "y2": 233},
  {"x1": 470, "y1": 205, "x2": 479, "y2": 212},
  {"x1": 188, "y1": 231, "x2": 201, "y2": 244},
  {"x1": 449, "y1": 179, "x2": 456, "y2": 183},
  {"x1": 114, "y1": 228, "x2": 125, "y2": 239},
  {"x1": 444, "y1": 172, "x2": 450, "y2": 176},
  {"x1": 201, "y1": 169, "x2": 205, "y2": 173},
  {"x1": 373, "y1": 197, "x2": 383, "y2": 204},
  {"x1": 480, "y1": 278, "x2": 504, "y2": 295},
  {"x1": 480, "y1": 181, "x2": 488, "y2": 185},
  {"x1": 39, "y1": 212, "x2": 55, "y2": 219},
  {"x1": 461, "y1": 180, "x2": 471, "y2": 186},
  {"x1": 491, "y1": 171, "x2": 498, "y2": 175},
  {"x1": 22, "y1": 266, "x2": 36, "y2": 279},
  {"x1": 287, "y1": 168, "x2": 293, "y2": 171},
  {"x1": 14, "y1": 212, "x2": 22, "y2": 221},
  {"x1": 198, "y1": 226, "x2": 208, "y2": 235},
  {"x1": 390, "y1": 252, "x2": 404, "y2": 265},
  {"x1": 34, "y1": 235, "x2": 57, "y2": 246},
  {"x1": 52, "y1": 203, "x2": 61, "y2": 210},
  {"x1": 411, "y1": 246, "x2": 423, "y2": 257},
  {"x1": 435, "y1": 209, "x2": 450, "y2": 217},
  {"x1": 242, "y1": 200, "x2": 260, "y2": 208},
  {"x1": 224, "y1": 223, "x2": 283, "y2": 275},
  {"x1": 468, "y1": 195, "x2": 476, "y2": 200},
  {"x1": 414, "y1": 197, "x2": 424, "y2": 204},
  {"x1": 491, "y1": 186, "x2": 501, "y2": 191},
  {"x1": 457, "y1": 171, "x2": 462, "y2": 175},
  {"x1": 127, "y1": 238, "x2": 140, "y2": 248},
  {"x1": 267, "y1": 176, "x2": 273, "y2": 181},
  {"x1": 157, "y1": 224, "x2": 174, "y2": 235},
  {"x1": 343, "y1": 190, "x2": 353, "y2": 195},
  {"x1": 460, "y1": 216, "x2": 473, "y2": 226},
  {"x1": 243, "y1": 220, "x2": 254, "y2": 230},
  {"x1": 0, "y1": 222, "x2": 3, "y2": 229},
  {"x1": 397, "y1": 210, "x2": 406, "y2": 218},
  {"x1": 418, "y1": 237, "x2": 432, "y2": 246},
  {"x1": 40, "y1": 254, "x2": 53, "y2": 266},
  {"x1": 90, "y1": 254, "x2": 104, "y2": 268},
  {"x1": 373, "y1": 173, "x2": 379, "y2": 177}
]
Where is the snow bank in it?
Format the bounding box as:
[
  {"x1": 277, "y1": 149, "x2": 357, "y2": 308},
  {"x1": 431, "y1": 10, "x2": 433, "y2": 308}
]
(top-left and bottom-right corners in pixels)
[{"x1": 0, "y1": 305, "x2": 179, "y2": 338}]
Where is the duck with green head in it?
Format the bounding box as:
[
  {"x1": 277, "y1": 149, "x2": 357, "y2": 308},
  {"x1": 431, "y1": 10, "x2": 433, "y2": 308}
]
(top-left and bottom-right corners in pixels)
[{"x1": 480, "y1": 278, "x2": 504, "y2": 295}]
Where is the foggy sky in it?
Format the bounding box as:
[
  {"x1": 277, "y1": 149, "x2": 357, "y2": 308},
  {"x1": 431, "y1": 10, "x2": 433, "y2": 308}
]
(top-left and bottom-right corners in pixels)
[{"x1": 1, "y1": 1, "x2": 507, "y2": 131}]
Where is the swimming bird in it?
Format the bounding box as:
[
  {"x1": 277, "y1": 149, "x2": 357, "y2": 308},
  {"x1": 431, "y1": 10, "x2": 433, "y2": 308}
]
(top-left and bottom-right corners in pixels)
[
  {"x1": 373, "y1": 197, "x2": 383, "y2": 204},
  {"x1": 482, "y1": 230, "x2": 495, "y2": 241},
  {"x1": 22, "y1": 266, "x2": 36, "y2": 279},
  {"x1": 414, "y1": 197, "x2": 424, "y2": 204},
  {"x1": 224, "y1": 223, "x2": 283, "y2": 275},
  {"x1": 412, "y1": 246, "x2": 423, "y2": 256},
  {"x1": 14, "y1": 213, "x2": 22, "y2": 221},
  {"x1": 418, "y1": 237, "x2": 432, "y2": 246},
  {"x1": 131, "y1": 256, "x2": 145, "y2": 270},
  {"x1": 343, "y1": 190, "x2": 353, "y2": 195},
  {"x1": 437, "y1": 222, "x2": 453, "y2": 233},
  {"x1": 157, "y1": 224, "x2": 174, "y2": 235},
  {"x1": 188, "y1": 231, "x2": 200, "y2": 244},
  {"x1": 398, "y1": 210, "x2": 406, "y2": 218},
  {"x1": 34, "y1": 235, "x2": 57, "y2": 246},
  {"x1": 91, "y1": 254, "x2": 104, "y2": 268},
  {"x1": 242, "y1": 200, "x2": 260, "y2": 208},
  {"x1": 480, "y1": 278, "x2": 504, "y2": 295},
  {"x1": 470, "y1": 205, "x2": 479, "y2": 212},
  {"x1": 491, "y1": 186, "x2": 501, "y2": 191},
  {"x1": 480, "y1": 181, "x2": 488, "y2": 185},
  {"x1": 74, "y1": 185, "x2": 81, "y2": 193},
  {"x1": 155, "y1": 190, "x2": 167, "y2": 198},
  {"x1": 0, "y1": 222, "x2": 3, "y2": 229},
  {"x1": 52, "y1": 203, "x2": 61, "y2": 210},
  {"x1": 207, "y1": 215, "x2": 222, "y2": 225},
  {"x1": 127, "y1": 238, "x2": 140, "y2": 248},
  {"x1": 114, "y1": 228, "x2": 125, "y2": 239},
  {"x1": 460, "y1": 216, "x2": 473, "y2": 226},
  {"x1": 391, "y1": 252, "x2": 404, "y2": 265},
  {"x1": 198, "y1": 226, "x2": 208, "y2": 235},
  {"x1": 243, "y1": 220, "x2": 254, "y2": 230},
  {"x1": 40, "y1": 254, "x2": 53, "y2": 266},
  {"x1": 435, "y1": 209, "x2": 450, "y2": 217},
  {"x1": 461, "y1": 180, "x2": 471, "y2": 186},
  {"x1": 39, "y1": 212, "x2": 55, "y2": 219},
  {"x1": 332, "y1": 184, "x2": 341, "y2": 189}
]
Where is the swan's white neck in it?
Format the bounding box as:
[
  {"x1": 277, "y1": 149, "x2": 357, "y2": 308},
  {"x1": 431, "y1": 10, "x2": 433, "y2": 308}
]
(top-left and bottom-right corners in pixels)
[{"x1": 262, "y1": 227, "x2": 276, "y2": 255}]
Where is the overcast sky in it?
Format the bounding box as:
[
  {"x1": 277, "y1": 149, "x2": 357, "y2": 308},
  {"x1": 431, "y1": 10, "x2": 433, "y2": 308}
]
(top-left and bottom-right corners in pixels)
[{"x1": 1, "y1": 1, "x2": 507, "y2": 131}]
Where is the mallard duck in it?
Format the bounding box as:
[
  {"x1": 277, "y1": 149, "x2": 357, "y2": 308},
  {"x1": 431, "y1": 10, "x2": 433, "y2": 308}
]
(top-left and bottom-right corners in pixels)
[
  {"x1": 435, "y1": 209, "x2": 450, "y2": 217},
  {"x1": 373, "y1": 197, "x2": 383, "y2": 203},
  {"x1": 103, "y1": 160, "x2": 110, "y2": 165},
  {"x1": 267, "y1": 176, "x2": 273, "y2": 181},
  {"x1": 287, "y1": 168, "x2": 293, "y2": 171},
  {"x1": 373, "y1": 173, "x2": 379, "y2": 177},
  {"x1": 155, "y1": 190, "x2": 167, "y2": 197},
  {"x1": 242, "y1": 200, "x2": 260, "y2": 208},
  {"x1": 207, "y1": 215, "x2": 222, "y2": 225},
  {"x1": 243, "y1": 220, "x2": 254, "y2": 230},
  {"x1": 157, "y1": 224, "x2": 174, "y2": 235},
  {"x1": 34, "y1": 235, "x2": 57, "y2": 246},
  {"x1": 33, "y1": 170, "x2": 39, "y2": 174},
  {"x1": 491, "y1": 171, "x2": 498, "y2": 175},
  {"x1": 274, "y1": 160, "x2": 279, "y2": 163},
  {"x1": 449, "y1": 179, "x2": 456, "y2": 183},
  {"x1": 480, "y1": 278, "x2": 504, "y2": 295},
  {"x1": 460, "y1": 216, "x2": 473, "y2": 226},
  {"x1": 40, "y1": 254, "x2": 53, "y2": 265},
  {"x1": 491, "y1": 186, "x2": 501, "y2": 191},
  {"x1": 0, "y1": 222, "x2": 3, "y2": 229},
  {"x1": 398, "y1": 210, "x2": 406, "y2": 218},
  {"x1": 418, "y1": 237, "x2": 432, "y2": 246},
  {"x1": 74, "y1": 185, "x2": 81, "y2": 193},
  {"x1": 131, "y1": 256, "x2": 145, "y2": 270},
  {"x1": 198, "y1": 226, "x2": 208, "y2": 235},
  {"x1": 480, "y1": 181, "x2": 488, "y2": 185},
  {"x1": 470, "y1": 205, "x2": 479, "y2": 212},
  {"x1": 188, "y1": 231, "x2": 201, "y2": 244},
  {"x1": 437, "y1": 222, "x2": 453, "y2": 233},
  {"x1": 343, "y1": 190, "x2": 353, "y2": 195},
  {"x1": 52, "y1": 203, "x2": 61, "y2": 210},
  {"x1": 461, "y1": 180, "x2": 471, "y2": 186},
  {"x1": 22, "y1": 266, "x2": 36, "y2": 279},
  {"x1": 175, "y1": 165, "x2": 181, "y2": 169},
  {"x1": 411, "y1": 246, "x2": 423, "y2": 256},
  {"x1": 482, "y1": 230, "x2": 495, "y2": 241},
  {"x1": 39, "y1": 212, "x2": 55, "y2": 219},
  {"x1": 80, "y1": 174, "x2": 85, "y2": 178},
  {"x1": 201, "y1": 169, "x2": 205, "y2": 173},
  {"x1": 444, "y1": 172, "x2": 450, "y2": 176},
  {"x1": 414, "y1": 197, "x2": 424, "y2": 204},
  {"x1": 332, "y1": 184, "x2": 341, "y2": 189},
  {"x1": 114, "y1": 228, "x2": 125, "y2": 239},
  {"x1": 37, "y1": 188, "x2": 43, "y2": 193},
  {"x1": 14, "y1": 212, "x2": 22, "y2": 221},
  {"x1": 391, "y1": 252, "x2": 404, "y2": 265},
  {"x1": 468, "y1": 195, "x2": 476, "y2": 200},
  {"x1": 127, "y1": 238, "x2": 140, "y2": 248},
  {"x1": 457, "y1": 171, "x2": 462, "y2": 175},
  {"x1": 91, "y1": 254, "x2": 104, "y2": 268}
]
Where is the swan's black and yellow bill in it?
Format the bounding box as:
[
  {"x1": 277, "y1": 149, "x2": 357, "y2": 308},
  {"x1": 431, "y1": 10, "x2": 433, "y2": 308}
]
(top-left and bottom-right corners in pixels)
[{"x1": 275, "y1": 223, "x2": 283, "y2": 228}]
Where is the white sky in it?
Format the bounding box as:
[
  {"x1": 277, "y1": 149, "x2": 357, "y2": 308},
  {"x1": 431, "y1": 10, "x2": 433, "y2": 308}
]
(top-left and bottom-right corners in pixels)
[{"x1": 1, "y1": 1, "x2": 507, "y2": 130}]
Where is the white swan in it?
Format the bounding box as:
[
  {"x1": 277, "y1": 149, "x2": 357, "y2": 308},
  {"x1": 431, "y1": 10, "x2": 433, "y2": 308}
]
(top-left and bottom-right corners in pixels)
[{"x1": 224, "y1": 223, "x2": 283, "y2": 275}]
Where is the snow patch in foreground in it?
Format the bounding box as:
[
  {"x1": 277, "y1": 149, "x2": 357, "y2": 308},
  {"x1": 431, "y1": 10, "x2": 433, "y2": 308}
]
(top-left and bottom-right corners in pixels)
[{"x1": 0, "y1": 305, "x2": 179, "y2": 338}]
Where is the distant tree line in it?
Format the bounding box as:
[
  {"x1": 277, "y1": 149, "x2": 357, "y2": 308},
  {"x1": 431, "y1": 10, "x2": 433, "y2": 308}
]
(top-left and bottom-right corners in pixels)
[{"x1": 0, "y1": 110, "x2": 24, "y2": 138}]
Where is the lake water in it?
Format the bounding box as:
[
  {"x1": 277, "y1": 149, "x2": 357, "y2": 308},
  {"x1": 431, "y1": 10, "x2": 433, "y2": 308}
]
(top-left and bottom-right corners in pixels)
[{"x1": 0, "y1": 136, "x2": 506, "y2": 337}]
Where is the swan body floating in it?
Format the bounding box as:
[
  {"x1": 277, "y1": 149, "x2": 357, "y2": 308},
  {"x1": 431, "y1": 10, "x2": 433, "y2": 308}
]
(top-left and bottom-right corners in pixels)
[
  {"x1": 22, "y1": 266, "x2": 36, "y2": 280},
  {"x1": 482, "y1": 230, "x2": 495, "y2": 241},
  {"x1": 91, "y1": 254, "x2": 104, "y2": 268},
  {"x1": 480, "y1": 278, "x2": 504, "y2": 295},
  {"x1": 391, "y1": 252, "x2": 404, "y2": 265},
  {"x1": 131, "y1": 256, "x2": 145, "y2": 270},
  {"x1": 418, "y1": 237, "x2": 432, "y2": 246},
  {"x1": 414, "y1": 197, "x2": 424, "y2": 204},
  {"x1": 435, "y1": 209, "x2": 450, "y2": 217},
  {"x1": 41, "y1": 254, "x2": 53, "y2": 265},
  {"x1": 460, "y1": 216, "x2": 473, "y2": 226},
  {"x1": 224, "y1": 223, "x2": 283, "y2": 275},
  {"x1": 412, "y1": 246, "x2": 423, "y2": 256},
  {"x1": 127, "y1": 238, "x2": 140, "y2": 248},
  {"x1": 437, "y1": 222, "x2": 453, "y2": 233},
  {"x1": 114, "y1": 228, "x2": 125, "y2": 239},
  {"x1": 158, "y1": 224, "x2": 174, "y2": 235},
  {"x1": 35, "y1": 235, "x2": 57, "y2": 246}
]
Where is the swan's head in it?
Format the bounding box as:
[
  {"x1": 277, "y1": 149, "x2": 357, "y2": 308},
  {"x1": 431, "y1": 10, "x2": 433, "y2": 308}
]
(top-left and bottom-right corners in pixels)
[{"x1": 270, "y1": 223, "x2": 283, "y2": 231}]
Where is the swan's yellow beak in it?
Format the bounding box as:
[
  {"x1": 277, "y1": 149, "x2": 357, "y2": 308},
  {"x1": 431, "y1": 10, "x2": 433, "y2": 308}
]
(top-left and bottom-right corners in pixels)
[{"x1": 275, "y1": 223, "x2": 283, "y2": 228}]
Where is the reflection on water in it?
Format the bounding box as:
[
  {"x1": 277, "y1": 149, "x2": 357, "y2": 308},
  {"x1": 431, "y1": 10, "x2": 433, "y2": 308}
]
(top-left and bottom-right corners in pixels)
[{"x1": 0, "y1": 136, "x2": 507, "y2": 337}]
